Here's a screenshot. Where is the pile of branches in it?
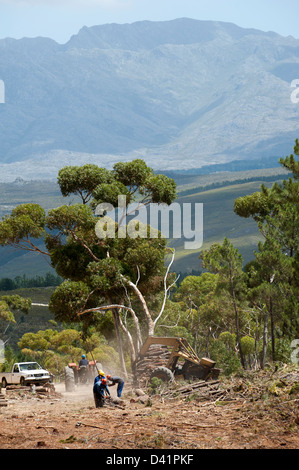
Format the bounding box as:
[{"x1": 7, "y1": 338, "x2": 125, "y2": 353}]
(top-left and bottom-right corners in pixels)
[
  {"x1": 157, "y1": 365, "x2": 299, "y2": 405},
  {"x1": 161, "y1": 380, "x2": 222, "y2": 401},
  {"x1": 220, "y1": 366, "x2": 299, "y2": 402}
]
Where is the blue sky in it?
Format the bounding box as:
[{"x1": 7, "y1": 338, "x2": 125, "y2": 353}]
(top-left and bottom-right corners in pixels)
[{"x1": 0, "y1": 0, "x2": 298, "y2": 43}]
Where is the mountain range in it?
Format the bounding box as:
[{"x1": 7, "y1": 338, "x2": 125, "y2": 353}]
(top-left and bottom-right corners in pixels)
[{"x1": 0, "y1": 18, "x2": 298, "y2": 180}]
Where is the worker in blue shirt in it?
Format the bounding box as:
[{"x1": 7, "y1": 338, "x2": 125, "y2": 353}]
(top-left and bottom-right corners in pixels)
[
  {"x1": 106, "y1": 374, "x2": 124, "y2": 397},
  {"x1": 93, "y1": 377, "x2": 110, "y2": 408},
  {"x1": 79, "y1": 354, "x2": 89, "y2": 367},
  {"x1": 94, "y1": 369, "x2": 105, "y2": 384}
]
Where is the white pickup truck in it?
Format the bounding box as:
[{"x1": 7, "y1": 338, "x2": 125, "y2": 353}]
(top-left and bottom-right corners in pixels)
[{"x1": 1, "y1": 362, "x2": 51, "y2": 387}]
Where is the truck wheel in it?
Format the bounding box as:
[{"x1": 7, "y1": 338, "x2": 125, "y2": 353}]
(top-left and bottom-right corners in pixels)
[
  {"x1": 20, "y1": 377, "x2": 26, "y2": 386},
  {"x1": 1, "y1": 378, "x2": 7, "y2": 388},
  {"x1": 150, "y1": 366, "x2": 174, "y2": 383},
  {"x1": 65, "y1": 366, "x2": 75, "y2": 392}
]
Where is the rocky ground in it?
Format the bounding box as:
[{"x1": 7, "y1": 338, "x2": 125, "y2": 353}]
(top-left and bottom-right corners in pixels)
[{"x1": 0, "y1": 366, "x2": 298, "y2": 451}]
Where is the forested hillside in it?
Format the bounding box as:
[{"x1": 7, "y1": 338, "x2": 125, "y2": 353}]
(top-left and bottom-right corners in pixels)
[{"x1": 0, "y1": 143, "x2": 298, "y2": 379}]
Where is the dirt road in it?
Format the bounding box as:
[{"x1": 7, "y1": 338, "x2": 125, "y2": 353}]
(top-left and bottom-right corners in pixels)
[{"x1": 0, "y1": 378, "x2": 298, "y2": 450}]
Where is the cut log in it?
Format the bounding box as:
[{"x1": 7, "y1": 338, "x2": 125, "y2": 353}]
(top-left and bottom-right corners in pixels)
[
  {"x1": 0, "y1": 395, "x2": 8, "y2": 406},
  {"x1": 135, "y1": 345, "x2": 172, "y2": 387}
]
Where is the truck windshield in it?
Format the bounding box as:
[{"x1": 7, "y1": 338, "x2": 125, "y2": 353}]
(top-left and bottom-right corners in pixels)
[{"x1": 19, "y1": 363, "x2": 42, "y2": 371}]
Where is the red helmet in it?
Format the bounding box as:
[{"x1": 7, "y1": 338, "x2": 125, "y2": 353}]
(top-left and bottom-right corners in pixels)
[{"x1": 101, "y1": 378, "x2": 107, "y2": 385}]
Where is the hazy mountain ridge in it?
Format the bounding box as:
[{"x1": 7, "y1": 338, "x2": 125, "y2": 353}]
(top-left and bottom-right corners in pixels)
[{"x1": 0, "y1": 18, "x2": 298, "y2": 180}]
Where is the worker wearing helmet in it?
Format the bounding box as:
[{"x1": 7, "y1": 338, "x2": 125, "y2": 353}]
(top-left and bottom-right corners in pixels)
[
  {"x1": 78, "y1": 354, "x2": 89, "y2": 384},
  {"x1": 93, "y1": 375, "x2": 110, "y2": 408},
  {"x1": 79, "y1": 354, "x2": 89, "y2": 367},
  {"x1": 94, "y1": 369, "x2": 106, "y2": 384},
  {"x1": 106, "y1": 374, "x2": 124, "y2": 398}
]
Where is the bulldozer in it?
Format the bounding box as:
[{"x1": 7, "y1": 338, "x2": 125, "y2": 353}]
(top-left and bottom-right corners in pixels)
[{"x1": 138, "y1": 336, "x2": 221, "y2": 383}]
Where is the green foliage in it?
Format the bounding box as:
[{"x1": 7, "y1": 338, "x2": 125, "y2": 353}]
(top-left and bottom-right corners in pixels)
[
  {"x1": 57, "y1": 159, "x2": 177, "y2": 211},
  {"x1": 49, "y1": 281, "x2": 91, "y2": 323},
  {"x1": 279, "y1": 138, "x2": 299, "y2": 178},
  {"x1": 0, "y1": 294, "x2": 31, "y2": 328},
  {"x1": 149, "y1": 377, "x2": 164, "y2": 395},
  {"x1": 154, "y1": 299, "x2": 194, "y2": 344},
  {"x1": 143, "y1": 174, "x2": 177, "y2": 205},
  {"x1": 234, "y1": 189, "x2": 272, "y2": 222},
  {"x1": 240, "y1": 336, "x2": 255, "y2": 355},
  {"x1": 175, "y1": 272, "x2": 218, "y2": 309},
  {"x1": 57, "y1": 164, "x2": 114, "y2": 204},
  {"x1": 47, "y1": 204, "x2": 95, "y2": 233},
  {"x1": 219, "y1": 331, "x2": 236, "y2": 351},
  {"x1": 113, "y1": 159, "x2": 153, "y2": 188},
  {"x1": 201, "y1": 238, "x2": 244, "y2": 281},
  {"x1": 0, "y1": 273, "x2": 62, "y2": 291},
  {"x1": 1, "y1": 295, "x2": 31, "y2": 314},
  {"x1": 17, "y1": 327, "x2": 118, "y2": 376},
  {"x1": 0, "y1": 203, "x2": 46, "y2": 248},
  {"x1": 0, "y1": 345, "x2": 18, "y2": 373},
  {"x1": 200, "y1": 238, "x2": 249, "y2": 367},
  {"x1": 209, "y1": 338, "x2": 242, "y2": 376},
  {"x1": 234, "y1": 139, "x2": 299, "y2": 345},
  {"x1": 92, "y1": 181, "x2": 130, "y2": 207},
  {"x1": 0, "y1": 300, "x2": 16, "y2": 324},
  {"x1": 87, "y1": 258, "x2": 124, "y2": 292},
  {"x1": 49, "y1": 241, "x2": 94, "y2": 282}
]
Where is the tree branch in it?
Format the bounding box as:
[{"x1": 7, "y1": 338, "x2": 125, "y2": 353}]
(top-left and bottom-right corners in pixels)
[{"x1": 154, "y1": 248, "x2": 179, "y2": 327}]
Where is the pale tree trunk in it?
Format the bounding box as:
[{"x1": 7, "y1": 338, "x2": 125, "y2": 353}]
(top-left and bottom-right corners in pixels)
[
  {"x1": 120, "y1": 248, "x2": 179, "y2": 338},
  {"x1": 112, "y1": 308, "x2": 128, "y2": 380},
  {"x1": 78, "y1": 304, "x2": 143, "y2": 381},
  {"x1": 261, "y1": 310, "x2": 269, "y2": 370},
  {"x1": 230, "y1": 277, "x2": 245, "y2": 368},
  {"x1": 121, "y1": 275, "x2": 155, "y2": 336},
  {"x1": 269, "y1": 296, "x2": 275, "y2": 362},
  {"x1": 118, "y1": 313, "x2": 138, "y2": 386}
]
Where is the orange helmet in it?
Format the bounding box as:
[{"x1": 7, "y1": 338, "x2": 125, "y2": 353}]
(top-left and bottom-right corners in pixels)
[
  {"x1": 106, "y1": 374, "x2": 111, "y2": 379},
  {"x1": 101, "y1": 378, "x2": 107, "y2": 385}
]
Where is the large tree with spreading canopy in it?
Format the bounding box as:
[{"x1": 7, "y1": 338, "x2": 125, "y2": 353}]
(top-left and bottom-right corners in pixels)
[{"x1": 0, "y1": 159, "x2": 177, "y2": 379}]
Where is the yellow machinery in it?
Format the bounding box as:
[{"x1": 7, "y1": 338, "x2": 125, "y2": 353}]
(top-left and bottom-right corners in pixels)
[{"x1": 139, "y1": 336, "x2": 220, "y2": 382}]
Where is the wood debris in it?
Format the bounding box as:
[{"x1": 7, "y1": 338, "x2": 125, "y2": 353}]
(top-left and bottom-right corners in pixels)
[
  {"x1": 161, "y1": 379, "x2": 222, "y2": 401},
  {"x1": 135, "y1": 345, "x2": 171, "y2": 387},
  {"x1": 0, "y1": 392, "x2": 8, "y2": 407},
  {"x1": 3, "y1": 383, "x2": 62, "y2": 401}
]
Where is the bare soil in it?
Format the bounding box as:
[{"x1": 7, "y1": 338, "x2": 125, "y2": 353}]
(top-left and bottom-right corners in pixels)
[{"x1": 0, "y1": 369, "x2": 298, "y2": 450}]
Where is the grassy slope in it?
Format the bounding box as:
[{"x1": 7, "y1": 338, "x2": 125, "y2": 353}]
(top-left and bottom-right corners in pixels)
[
  {"x1": 0, "y1": 173, "x2": 286, "y2": 348},
  {"x1": 0, "y1": 180, "x2": 78, "y2": 278},
  {"x1": 171, "y1": 180, "x2": 276, "y2": 272},
  {"x1": 0, "y1": 287, "x2": 59, "y2": 350},
  {"x1": 0, "y1": 171, "x2": 286, "y2": 276}
]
